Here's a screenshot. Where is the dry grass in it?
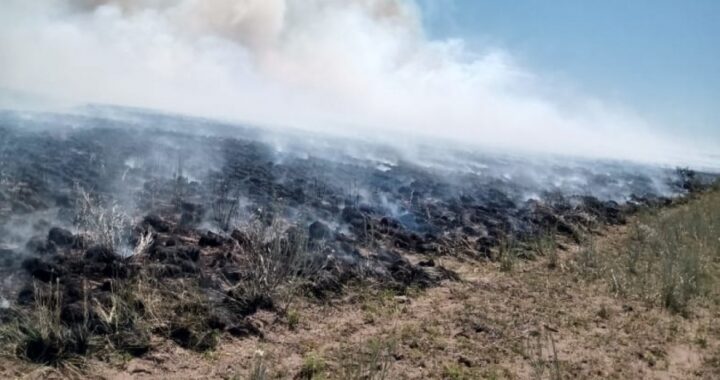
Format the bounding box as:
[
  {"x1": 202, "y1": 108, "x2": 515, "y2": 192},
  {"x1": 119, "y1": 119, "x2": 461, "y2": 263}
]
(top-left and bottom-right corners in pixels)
[
  {"x1": 249, "y1": 349, "x2": 269, "y2": 380},
  {"x1": 228, "y1": 219, "x2": 325, "y2": 311},
  {"x1": 336, "y1": 336, "x2": 396, "y2": 380},
  {"x1": 582, "y1": 188, "x2": 720, "y2": 315},
  {"x1": 498, "y1": 237, "x2": 518, "y2": 272},
  {"x1": 533, "y1": 229, "x2": 559, "y2": 269},
  {"x1": 74, "y1": 185, "x2": 131, "y2": 256},
  {"x1": 0, "y1": 268, "x2": 218, "y2": 368},
  {"x1": 1, "y1": 213, "x2": 325, "y2": 369},
  {"x1": 0, "y1": 281, "x2": 89, "y2": 366}
]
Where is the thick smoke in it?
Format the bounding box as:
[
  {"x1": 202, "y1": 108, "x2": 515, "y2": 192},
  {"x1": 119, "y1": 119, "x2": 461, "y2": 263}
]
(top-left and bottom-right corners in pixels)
[{"x1": 0, "y1": 0, "x2": 715, "y2": 167}]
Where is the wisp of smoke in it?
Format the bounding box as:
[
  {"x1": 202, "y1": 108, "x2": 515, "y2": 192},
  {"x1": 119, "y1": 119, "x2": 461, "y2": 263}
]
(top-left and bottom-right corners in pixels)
[{"x1": 0, "y1": 0, "x2": 716, "y2": 168}]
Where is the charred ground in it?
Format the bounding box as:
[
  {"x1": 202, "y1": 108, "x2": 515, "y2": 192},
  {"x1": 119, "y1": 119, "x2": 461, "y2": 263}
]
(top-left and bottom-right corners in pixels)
[{"x1": 0, "y1": 109, "x2": 716, "y2": 368}]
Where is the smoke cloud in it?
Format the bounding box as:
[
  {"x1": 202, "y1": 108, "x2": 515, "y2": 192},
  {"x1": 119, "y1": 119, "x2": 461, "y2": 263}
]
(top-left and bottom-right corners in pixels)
[{"x1": 0, "y1": 0, "x2": 715, "y2": 167}]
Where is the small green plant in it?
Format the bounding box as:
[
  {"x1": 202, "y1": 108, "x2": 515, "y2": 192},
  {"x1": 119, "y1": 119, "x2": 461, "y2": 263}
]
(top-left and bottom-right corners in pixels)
[
  {"x1": 299, "y1": 352, "x2": 325, "y2": 380},
  {"x1": 577, "y1": 237, "x2": 600, "y2": 277},
  {"x1": 287, "y1": 309, "x2": 300, "y2": 331},
  {"x1": 534, "y1": 230, "x2": 559, "y2": 269},
  {"x1": 442, "y1": 364, "x2": 463, "y2": 380},
  {"x1": 625, "y1": 223, "x2": 646, "y2": 275},
  {"x1": 498, "y1": 238, "x2": 517, "y2": 272},
  {"x1": 657, "y1": 231, "x2": 705, "y2": 314},
  {"x1": 341, "y1": 338, "x2": 396, "y2": 380}
]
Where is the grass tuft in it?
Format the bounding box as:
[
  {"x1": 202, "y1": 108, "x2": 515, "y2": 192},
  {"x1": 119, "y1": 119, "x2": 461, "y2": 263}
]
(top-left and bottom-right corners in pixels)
[{"x1": 298, "y1": 351, "x2": 325, "y2": 380}]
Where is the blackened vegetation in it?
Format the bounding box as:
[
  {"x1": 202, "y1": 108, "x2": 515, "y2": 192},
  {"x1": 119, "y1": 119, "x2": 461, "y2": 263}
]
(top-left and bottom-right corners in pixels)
[{"x1": 0, "y1": 111, "x2": 716, "y2": 364}]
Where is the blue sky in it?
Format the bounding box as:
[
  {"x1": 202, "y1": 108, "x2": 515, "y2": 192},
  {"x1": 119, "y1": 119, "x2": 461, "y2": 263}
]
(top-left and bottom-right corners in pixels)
[{"x1": 419, "y1": 0, "x2": 720, "y2": 141}]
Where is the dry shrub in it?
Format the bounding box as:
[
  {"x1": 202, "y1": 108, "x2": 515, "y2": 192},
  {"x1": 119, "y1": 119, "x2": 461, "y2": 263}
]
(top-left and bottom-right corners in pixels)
[
  {"x1": 210, "y1": 179, "x2": 242, "y2": 232},
  {"x1": 229, "y1": 219, "x2": 325, "y2": 309},
  {"x1": 132, "y1": 231, "x2": 154, "y2": 257},
  {"x1": 74, "y1": 185, "x2": 131, "y2": 256}
]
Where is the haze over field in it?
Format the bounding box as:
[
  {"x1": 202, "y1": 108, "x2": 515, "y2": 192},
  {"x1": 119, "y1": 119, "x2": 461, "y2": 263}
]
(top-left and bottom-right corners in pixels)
[{"x1": 0, "y1": 0, "x2": 717, "y2": 168}]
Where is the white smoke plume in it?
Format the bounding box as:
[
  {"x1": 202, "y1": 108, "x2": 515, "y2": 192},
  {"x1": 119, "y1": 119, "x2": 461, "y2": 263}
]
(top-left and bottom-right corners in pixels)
[{"x1": 0, "y1": 0, "x2": 716, "y2": 167}]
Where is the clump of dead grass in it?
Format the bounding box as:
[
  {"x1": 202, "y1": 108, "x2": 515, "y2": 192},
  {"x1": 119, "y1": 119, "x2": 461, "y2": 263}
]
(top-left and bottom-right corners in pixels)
[
  {"x1": 338, "y1": 337, "x2": 397, "y2": 380},
  {"x1": 533, "y1": 229, "x2": 559, "y2": 269},
  {"x1": 74, "y1": 185, "x2": 132, "y2": 256},
  {"x1": 522, "y1": 328, "x2": 562, "y2": 380},
  {"x1": 0, "y1": 281, "x2": 91, "y2": 366},
  {"x1": 298, "y1": 351, "x2": 326, "y2": 380},
  {"x1": 498, "y1": 237, "x2": 519, "y2": 272},
  {"x1": 0, "y1": 267, "x2": 221, "y2": 368},
  {"x1": 227, "y1": 218, "x2": 325, "y2": 312}
]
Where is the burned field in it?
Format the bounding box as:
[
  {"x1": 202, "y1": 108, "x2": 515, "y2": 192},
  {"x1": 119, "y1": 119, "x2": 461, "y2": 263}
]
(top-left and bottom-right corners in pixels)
[{"x1": 0, "y1": 109, "x2": 714, "y2": 365}]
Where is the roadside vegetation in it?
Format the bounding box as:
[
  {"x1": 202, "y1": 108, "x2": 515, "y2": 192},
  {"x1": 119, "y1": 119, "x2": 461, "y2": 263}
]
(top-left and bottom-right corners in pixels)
[{"x1": 576, "y1": 186, "x2": 720, "y2": 315}]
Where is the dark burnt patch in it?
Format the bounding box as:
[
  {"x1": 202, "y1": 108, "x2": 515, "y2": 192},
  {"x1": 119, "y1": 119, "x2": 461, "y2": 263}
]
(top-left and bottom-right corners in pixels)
[{"x1": 0, "y1": 109, "x2": 716, "y2": 365}]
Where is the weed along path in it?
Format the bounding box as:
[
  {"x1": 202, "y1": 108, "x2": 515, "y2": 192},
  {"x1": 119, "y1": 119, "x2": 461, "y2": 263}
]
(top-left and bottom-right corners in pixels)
[{"x1": 2, "y1": 190, "x2": 719, "y2": 379}]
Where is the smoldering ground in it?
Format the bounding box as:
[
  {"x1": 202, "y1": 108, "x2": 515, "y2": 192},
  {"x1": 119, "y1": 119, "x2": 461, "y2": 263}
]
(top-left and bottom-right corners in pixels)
[
  {"x1": 0, "y1": 107, "x2": 711, "y2": 263},
  {"x1": 0, "y1": 105, "x2": 717, "y2": 365}
]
